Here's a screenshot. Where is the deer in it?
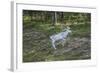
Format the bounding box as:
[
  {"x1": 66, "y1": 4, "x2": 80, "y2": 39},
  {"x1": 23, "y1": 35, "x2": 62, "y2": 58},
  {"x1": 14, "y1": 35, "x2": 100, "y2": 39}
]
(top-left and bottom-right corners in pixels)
[{"x1": 50, "y1": 27, "x2": 72, "y2": 49}]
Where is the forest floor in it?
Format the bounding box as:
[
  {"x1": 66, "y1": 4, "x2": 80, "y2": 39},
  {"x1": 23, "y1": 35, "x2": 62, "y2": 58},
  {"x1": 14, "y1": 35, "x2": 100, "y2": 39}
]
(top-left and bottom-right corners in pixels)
[{"x1": 23, "y1": 23, "x2": 91, "y2": 62}]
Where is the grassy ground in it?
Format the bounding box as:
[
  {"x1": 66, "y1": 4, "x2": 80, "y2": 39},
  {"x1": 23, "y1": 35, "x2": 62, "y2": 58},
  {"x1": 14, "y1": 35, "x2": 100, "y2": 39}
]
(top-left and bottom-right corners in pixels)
[{"x1": 23, "y1": 22, "x2": 91, "y2": 62}]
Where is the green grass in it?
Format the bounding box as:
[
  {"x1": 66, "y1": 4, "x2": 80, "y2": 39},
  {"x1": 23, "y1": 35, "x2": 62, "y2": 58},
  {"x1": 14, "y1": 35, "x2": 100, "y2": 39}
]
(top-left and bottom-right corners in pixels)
[
  {"x1": 23, "y1": 21, "x2": 91, "y2": 62},
  {"x1": 24, "y1": 21, "x2": 91, "y2": 38},
  {"x1": 70, "y1": 23, "x2": 91, "y2": 38}
]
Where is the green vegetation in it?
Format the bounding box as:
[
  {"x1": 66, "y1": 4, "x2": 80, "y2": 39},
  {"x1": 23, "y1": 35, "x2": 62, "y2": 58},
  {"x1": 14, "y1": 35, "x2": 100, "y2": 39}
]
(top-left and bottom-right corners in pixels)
[{"x1": 23, "y1": 10, "x2": 91, "y2": 62}]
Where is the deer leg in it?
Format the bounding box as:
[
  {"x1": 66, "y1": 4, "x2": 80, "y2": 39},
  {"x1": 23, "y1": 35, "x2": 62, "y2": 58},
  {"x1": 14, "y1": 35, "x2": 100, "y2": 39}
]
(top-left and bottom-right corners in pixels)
[
  {"x1": 62, "y1": 39, "x2": 66, "y2": 46},
  {"x1": 52, "y1": 41, "x2": 57, "y2": 50}
]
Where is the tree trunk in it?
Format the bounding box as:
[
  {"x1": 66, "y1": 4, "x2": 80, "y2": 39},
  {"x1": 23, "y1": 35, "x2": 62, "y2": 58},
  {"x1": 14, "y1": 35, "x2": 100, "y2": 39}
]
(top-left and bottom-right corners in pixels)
[
  {"x1": 52, "y1": 12, "x2": 57, "y2": 26},
  {"x1": 54, "y1": 12, "x2": 57, "y2": 25},
  {"x1": 61, "y1": 12, "x2": 64, "y2": 23},
  {"x1": 29, "y1": 11, "x2": 33, "y2": 22}
]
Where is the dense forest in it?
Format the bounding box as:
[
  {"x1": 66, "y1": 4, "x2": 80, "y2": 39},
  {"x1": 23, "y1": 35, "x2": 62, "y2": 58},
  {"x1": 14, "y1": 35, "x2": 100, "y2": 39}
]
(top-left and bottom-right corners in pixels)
[{"x1": 23, "y1": 10, "x2": 91, "y2": 62}]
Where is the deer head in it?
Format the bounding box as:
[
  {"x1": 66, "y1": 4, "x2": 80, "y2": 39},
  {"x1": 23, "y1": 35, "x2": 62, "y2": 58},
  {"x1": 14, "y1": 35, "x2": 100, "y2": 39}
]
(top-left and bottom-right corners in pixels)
[{"x1": 63, "y1": 27, "x2": 72, "y2": 33}]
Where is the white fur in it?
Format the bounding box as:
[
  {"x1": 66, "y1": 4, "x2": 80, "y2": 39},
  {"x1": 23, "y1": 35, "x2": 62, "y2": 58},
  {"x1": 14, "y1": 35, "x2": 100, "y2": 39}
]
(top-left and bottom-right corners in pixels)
[{"x1": 50, "y1": 27, "x2": 71, "y2": 49}]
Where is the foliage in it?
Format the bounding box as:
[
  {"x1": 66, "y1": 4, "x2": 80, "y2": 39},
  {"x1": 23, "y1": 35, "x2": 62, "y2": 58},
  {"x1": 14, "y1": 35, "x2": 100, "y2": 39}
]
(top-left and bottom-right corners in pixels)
[{"x1": 23, "y1": 10, "x2": 91, "y2": 62}]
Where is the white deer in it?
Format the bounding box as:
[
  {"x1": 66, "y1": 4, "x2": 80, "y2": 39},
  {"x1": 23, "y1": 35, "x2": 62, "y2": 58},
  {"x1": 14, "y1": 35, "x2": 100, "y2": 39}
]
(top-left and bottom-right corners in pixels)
[{"x1": 50, "y1": 27, "x2": 72, "y2": 49}]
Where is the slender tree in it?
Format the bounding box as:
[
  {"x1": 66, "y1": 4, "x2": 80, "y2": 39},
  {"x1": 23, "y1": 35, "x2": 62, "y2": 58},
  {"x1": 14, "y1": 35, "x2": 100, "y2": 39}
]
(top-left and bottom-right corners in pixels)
[{"x1": 51, "y1": 11, "x2": 57, "y2": 26}]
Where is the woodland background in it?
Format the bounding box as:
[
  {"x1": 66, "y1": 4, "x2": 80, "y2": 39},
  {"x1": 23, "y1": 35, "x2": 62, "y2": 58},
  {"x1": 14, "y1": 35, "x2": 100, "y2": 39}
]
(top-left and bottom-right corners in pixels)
[{"x1": 23, "y1": 10, "x2": 91, "y2": 62}]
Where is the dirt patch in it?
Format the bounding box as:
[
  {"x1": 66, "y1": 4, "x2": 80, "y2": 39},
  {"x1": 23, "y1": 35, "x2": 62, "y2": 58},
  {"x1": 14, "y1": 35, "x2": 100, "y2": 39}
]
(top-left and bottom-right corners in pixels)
[{"x1": 23, "y1": 27, "x2": 91, "y2": 62}]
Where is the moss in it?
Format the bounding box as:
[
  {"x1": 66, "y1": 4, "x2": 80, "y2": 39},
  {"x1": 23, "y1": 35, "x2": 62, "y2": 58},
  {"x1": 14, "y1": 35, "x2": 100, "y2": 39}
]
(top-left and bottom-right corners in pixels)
[{"x1": 23, "y1": 20, "x2": 91, "y2": 62}]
